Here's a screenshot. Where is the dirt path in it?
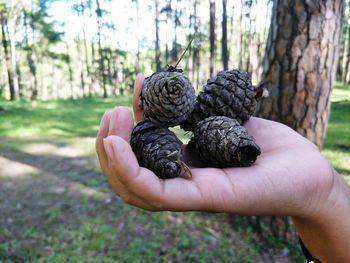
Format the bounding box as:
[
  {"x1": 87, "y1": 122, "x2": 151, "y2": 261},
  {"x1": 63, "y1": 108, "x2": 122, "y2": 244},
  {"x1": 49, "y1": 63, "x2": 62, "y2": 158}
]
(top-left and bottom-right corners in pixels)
[{"x1": 0, "y1": 137, "x2": 299, "y2": 262}]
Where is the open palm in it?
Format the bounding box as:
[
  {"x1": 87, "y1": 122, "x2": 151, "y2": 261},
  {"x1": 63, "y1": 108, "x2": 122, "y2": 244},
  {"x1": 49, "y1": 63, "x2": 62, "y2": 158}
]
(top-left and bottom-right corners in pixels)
[{"x1": 96, "y1": 74, "x2": 334, "y2": 218}]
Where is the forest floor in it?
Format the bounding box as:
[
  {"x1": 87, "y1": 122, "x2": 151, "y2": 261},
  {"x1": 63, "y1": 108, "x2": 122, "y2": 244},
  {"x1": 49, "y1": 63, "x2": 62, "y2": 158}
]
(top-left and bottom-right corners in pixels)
[{"x1": 0, "y1": 85, "x2": 349, "y2": 262}]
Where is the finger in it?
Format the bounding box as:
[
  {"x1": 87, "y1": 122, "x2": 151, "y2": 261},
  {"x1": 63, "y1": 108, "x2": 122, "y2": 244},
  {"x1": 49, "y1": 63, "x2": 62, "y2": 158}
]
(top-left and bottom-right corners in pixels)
[
  {"x1": 108, "y1": 107, "x2": 134, "y2": 143},
  {"x1": 102, "y1": 135, "x2": 156, "y2": 210},
  {"x1": 105, "y1": 135, "x2": 206, "y2": 211},
  {"x1": 96, "y1": 111, "x2": 131, "y2": 200},
  {"x1": 132, "y1": 73, "x2": 145, "y2": 123},
  {"x1": 96, "y1": 110, "x2": 112, "y2": 170},
  {"x1": 96, "y1": 111, "x2": 151, "y2": 209}
]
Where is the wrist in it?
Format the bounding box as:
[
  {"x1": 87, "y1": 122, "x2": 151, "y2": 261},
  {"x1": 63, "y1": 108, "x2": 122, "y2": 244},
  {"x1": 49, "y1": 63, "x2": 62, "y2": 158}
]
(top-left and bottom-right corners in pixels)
[{"x1": 292, "y1": 171, "x2": 350, "y2": 262}]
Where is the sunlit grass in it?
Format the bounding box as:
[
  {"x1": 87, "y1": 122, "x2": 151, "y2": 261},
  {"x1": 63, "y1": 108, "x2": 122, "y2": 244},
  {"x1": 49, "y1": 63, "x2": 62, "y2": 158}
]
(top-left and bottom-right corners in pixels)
[
  {"x1": 0, "y1": 96, "x2": 132, "y2": 140},
  {"x1": 323, "y1": 83, "x2": 350, "y2": 178},
  {"x1": 333, "y1": 82, "x2": 350, "y2": 102}
]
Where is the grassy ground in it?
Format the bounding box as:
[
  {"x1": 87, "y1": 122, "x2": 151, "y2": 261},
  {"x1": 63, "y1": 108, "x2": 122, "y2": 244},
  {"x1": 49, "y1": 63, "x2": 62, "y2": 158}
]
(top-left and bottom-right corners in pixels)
[
  {"x1": 323, "y1": 82, "x2": 350, "y2": 182},
  {"x1": 1, "y1": 84, "x2": 349, "y2": 262}
]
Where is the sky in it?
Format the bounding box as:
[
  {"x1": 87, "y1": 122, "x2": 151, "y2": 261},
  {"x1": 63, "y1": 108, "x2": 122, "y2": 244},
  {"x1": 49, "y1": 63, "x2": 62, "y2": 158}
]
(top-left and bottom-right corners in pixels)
[{"x1": 47, "y1": 0, "x2": 272, "y2": 52}]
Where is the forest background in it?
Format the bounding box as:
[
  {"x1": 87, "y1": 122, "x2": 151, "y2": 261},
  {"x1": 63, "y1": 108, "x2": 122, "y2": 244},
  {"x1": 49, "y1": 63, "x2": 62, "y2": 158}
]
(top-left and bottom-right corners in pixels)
[{"x1": 0, "y1": 0, "x2": 349, "y2": 262}]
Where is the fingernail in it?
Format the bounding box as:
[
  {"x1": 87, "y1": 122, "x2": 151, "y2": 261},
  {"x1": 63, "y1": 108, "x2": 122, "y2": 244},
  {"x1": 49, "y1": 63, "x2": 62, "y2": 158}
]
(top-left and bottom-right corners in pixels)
[
  {"x1": 100, "y1": 110, "x2": 111, "y2": 128},
  {"x1": 109, "y1": 108, "x2": 119, "y2": 133},
  {"x1": 103, "y1": 138, "x2": 117, "y2": 161}
]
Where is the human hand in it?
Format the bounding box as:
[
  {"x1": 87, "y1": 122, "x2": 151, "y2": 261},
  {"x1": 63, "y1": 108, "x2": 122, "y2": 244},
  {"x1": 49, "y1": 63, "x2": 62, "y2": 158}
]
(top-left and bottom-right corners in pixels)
[{"x1": 96, "y1": 74, "x2": 337, "y2": 218}]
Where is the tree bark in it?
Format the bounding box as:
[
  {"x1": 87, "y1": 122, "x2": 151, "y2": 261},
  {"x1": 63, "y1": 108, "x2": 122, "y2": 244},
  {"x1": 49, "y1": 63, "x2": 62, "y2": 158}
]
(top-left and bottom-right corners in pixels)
[
  {"x1": 209, "y1": 0, "x2": 216, "y2": 77},
  {"x1": 155, "y1": 0, "x2": 161, "y2": 71},
  {"x1": 257, "y1": 0, "x2": 344, "y2": 148},
  {"x1": 0, "y1": 13, "x2": 16, "y2": 101},
  {"x1": 222, "y1": 0, "x2": 228, "y2": 70}
]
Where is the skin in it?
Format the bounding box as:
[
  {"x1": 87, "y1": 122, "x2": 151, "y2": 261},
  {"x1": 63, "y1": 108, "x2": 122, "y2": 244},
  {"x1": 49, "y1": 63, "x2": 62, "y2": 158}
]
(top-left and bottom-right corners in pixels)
[{"x1": 96, "y1": 73, "x2": 350, "y2": 262}]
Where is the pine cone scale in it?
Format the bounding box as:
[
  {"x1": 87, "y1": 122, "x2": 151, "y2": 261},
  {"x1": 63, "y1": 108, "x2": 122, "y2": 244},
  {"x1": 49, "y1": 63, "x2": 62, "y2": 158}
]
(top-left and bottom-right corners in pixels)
[{"x1": 189, "y1": 116, "x2": 261, "y2": 167}]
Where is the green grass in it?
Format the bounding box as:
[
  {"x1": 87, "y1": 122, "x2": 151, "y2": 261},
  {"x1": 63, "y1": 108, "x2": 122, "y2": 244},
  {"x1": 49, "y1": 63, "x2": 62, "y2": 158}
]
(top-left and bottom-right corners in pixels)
[
  {"x1": 323, "y1": 82, "x2": 350, "y2": 177},
  {"x1": 0, "y1": 96, "x2": 131, "y2": 139},
  {"x1": 1, "y1": 84, "x2": 349, "y2": 262},
  {"x1": 0, "y1": 95, "x2": 304, "y2": 262}
]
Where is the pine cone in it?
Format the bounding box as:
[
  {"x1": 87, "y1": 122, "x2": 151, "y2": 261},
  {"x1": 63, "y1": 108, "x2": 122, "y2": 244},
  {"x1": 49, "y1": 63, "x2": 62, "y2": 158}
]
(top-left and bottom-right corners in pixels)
[
  {"x1": 181, "y1": 69, "x2": 259, "y2": 131},
  {"x1": 131, "y1": 120, "x2": 190, "y2": 179},
  {"x1": 139, "y1": 67, "x2": 196, "y2": 127},
  {"x1": 188, "y1": 116, "x2": 261, "y2": 167}
]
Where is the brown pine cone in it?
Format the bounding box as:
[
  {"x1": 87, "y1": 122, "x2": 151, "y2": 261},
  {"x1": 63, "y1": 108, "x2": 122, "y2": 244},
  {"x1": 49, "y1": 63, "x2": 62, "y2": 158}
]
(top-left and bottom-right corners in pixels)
[
  {"x1": 188, "y1": 116, "x2": 261, "y2": 167},
  {"x1": 181, "y1": 69, "x2": 261, "y2": 131},
  {"x1": 139, "y1": 67, "x2": 196, "y2": 127},
  {"x1": 131, "y1": 120, "x2": 190, "y2": 179}
]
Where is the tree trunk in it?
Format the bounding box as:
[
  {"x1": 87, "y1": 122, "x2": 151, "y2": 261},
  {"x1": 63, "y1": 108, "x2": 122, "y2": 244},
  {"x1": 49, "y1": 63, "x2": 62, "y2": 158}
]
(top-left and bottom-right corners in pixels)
[
  {"x1": 65, "y1": 42, "x2": 74, "y2": 99},
  {"x1": 96, "y1": 0, "x2": 107, "y2": 98},
  {"x1": 155, "y1": 0, "x2": 161, "y2": 71},
  {"x1": 0, "y1": 13, "x2": 16, "y2": 101},
  {"x1": 257, "y1": 0, "x2": 343, "y2": 148},
  {"x1": 8, "y1": 17, "x2": 19, "y2": 99},
  {"x1": 244, "y1": 1, "x2": 253, "y2": 72},
  {"x1": 222, "y1": 0, "x2": 228, "y2": 70},
  {"x1": 135, "y1": 0, "x2": 141, "y2": 73},
  {"x1": 238, "y1": 0, "x2": 243, "y2": 68},
  {"x1": 209, "y1": 0, "x2": 216, "y2": 77},
  {"x1": 80, "y1": 0, "x2": 91, "y2": 89},
  {"x1": 171, "y1": 0, "x2": 178, "y2": 63},
  {"x1": 342, "y1": 23, "x2": 350, "y2": 83}
]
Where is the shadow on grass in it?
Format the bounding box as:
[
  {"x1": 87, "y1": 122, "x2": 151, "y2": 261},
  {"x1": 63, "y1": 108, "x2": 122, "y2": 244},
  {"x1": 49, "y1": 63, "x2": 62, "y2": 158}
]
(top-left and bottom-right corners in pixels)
[
  {"x1": 1, "y1": 148, "x2": 107, "y2": 190},
  {"x1": 0, "y1": 143, "x2": 305, "y2": 262}
]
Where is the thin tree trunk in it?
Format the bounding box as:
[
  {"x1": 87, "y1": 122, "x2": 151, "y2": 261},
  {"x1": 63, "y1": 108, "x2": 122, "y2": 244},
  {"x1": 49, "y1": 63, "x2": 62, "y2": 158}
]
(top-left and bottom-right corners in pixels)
[
  {"x1": 96, "y1": 0, "x2": 107, "y2": 98},
  {"x1": 16, "y1": 57, "x2": 23, "y2": 98},
  {"x1": 238, "y1": 0, "x2": 243, "y2": 68},
  {"x1": 191, "y1": 0, "x2": 197, "y2": 83},
  {"x1": 0, "y1": 13, "x2": 16, "y2": 101},
  {"x1": 65, "y1": 42, "x2": 74, "y2": 99},
  {"x1": 257, "y1": 0, "x2": 344, "y2": 148},
  {"x1": 155, "y1": 0, "x2": 161, "y2": 71},
  {"x1": 75, "y1": 38, "x2": 86, "y2": 97},
  {"x1": 8, "y1": 17, "x2": 19, "y2": 98},
  {"x1": 135, "y1": 0, "x2": 141, "y2": 73},
  {"x1": 80, "y1": 0, "x2": 91, "y2": 88},
  {"x1": 113, "y1": 49, "x2": 119, "y2": 95},
  {"x1": 222, "y1": 0, "x2": 228, "y2": 70},
  {"x1": 244, "y1": 1, "x2": 253, "y2": 71},
  {"x1": 26, "y1": 13, "x2": 38, "y2": 100},
  {"x1": 171, "y1": 0, "x2": 178, "y2": 63},
  {"x1": 342, "y1": 23, "x2": 350, "y2": 83},
  {"x1": 209, "y1": 0, "x2": 216, "y2": 77}
]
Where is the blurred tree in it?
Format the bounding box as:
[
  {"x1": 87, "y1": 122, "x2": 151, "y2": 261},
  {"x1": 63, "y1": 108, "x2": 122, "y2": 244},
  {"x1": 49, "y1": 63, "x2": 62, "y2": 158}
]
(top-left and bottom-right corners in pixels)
[
  {"x1": 258, "y1": 0, "x2": 344, "y2": 147},
  {"x1": 0, "y1": 8, "x2": 16, "y2": 100},
  {"x1": 341, "y1": 2, "x2": 350, "y2": 84},
  {"x1": 221, "y1": 0, "x2": 228, "y2": 70},
  {"x1": 243, "y1": 0, "x2": 253, "y2": 71},
  {"x1": 238, "y1": 0, "x2": 243, "y2": 68},
  {"x1": 155, "y1": 0, "x2": 161, "y2": 71},
  {"x1": 133, "y1": 0, "x2": 141, "y2": 73},
  {"x1": 171, "y1": 0, "x2": 180, "y2": 64},
  {"x1": 24, "y1": 1, "x2": 62, "y2": 100},
  {"x1": 95, "y1": 0, "x2": 107, "y2": 98},
  {"x1": 209, "y1": 0, "x2": 216, "y2": 76}
]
